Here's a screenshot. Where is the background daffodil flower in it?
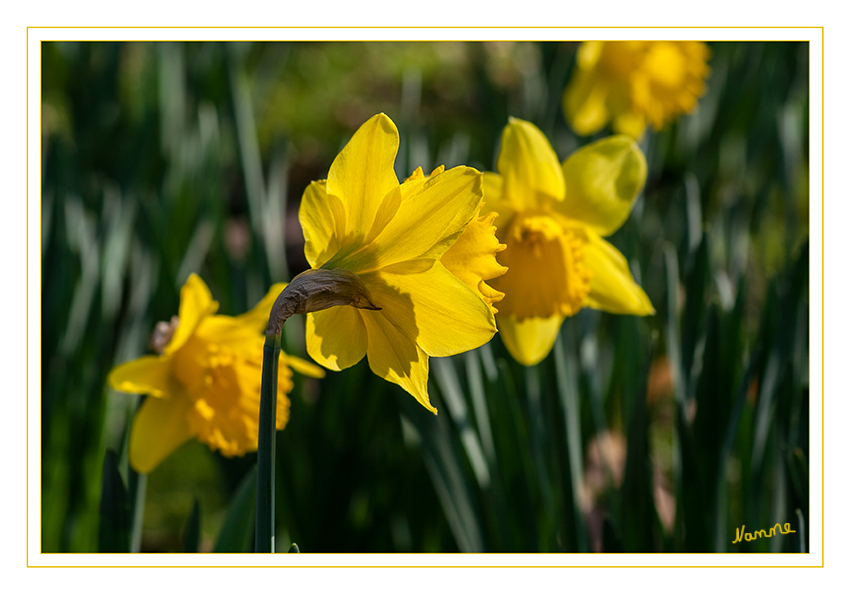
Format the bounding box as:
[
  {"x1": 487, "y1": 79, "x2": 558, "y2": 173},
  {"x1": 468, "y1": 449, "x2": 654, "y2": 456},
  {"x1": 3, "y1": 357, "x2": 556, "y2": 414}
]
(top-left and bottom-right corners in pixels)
[
  {"x1": 483, "y1": 118, "x2": 654, "y2": 366},
  {"x1": 108, "y1": 274, "x2": 324, "y2": 473},
  {"x1": 299, "y1": 113, "x2": 505, "y2": 413},
  {"x1": 563, "y1": 41, "x2": 711, "y2": 139}
]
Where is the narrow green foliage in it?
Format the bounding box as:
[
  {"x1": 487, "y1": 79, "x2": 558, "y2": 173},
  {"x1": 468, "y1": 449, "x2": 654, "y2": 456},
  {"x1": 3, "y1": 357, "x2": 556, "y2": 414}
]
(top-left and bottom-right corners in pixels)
[
  {"x1": 602, "y1": 515, "x2": 624, "y2": 553},
  {"x1": 98, "y1": 449, "x2": 131, "y2": 553},
  {"x1": 182, "y1": 499, "x2": 201, "y2": 553},
  {"x1": 620, "y1": 333, "x2": 658, "y2": 552},
  {"x1": 400, "y1": 395, "x2": 486, "y2": 553},
  {"x1": 795, "y1": 509, "x2": 806, "y2": 553},
  {"x1": 553, "y1": 333, "x2": 588, "y2": 552},
  {"x1": 214, "y1": 467, "x2": 258, "y2": 553}
]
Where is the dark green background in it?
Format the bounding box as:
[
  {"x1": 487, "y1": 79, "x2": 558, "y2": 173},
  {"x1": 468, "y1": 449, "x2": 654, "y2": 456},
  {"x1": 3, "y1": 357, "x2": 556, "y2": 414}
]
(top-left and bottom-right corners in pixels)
[{"x1": 41, "y1": 41, "x2": 809, "y2": 553}]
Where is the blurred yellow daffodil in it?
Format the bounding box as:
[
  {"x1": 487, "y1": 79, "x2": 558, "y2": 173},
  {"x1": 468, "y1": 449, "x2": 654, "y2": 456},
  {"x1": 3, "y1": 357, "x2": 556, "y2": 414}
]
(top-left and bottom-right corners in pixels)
[
  {"x1": 483, "y1": 118, "x2": 654, "y2": 366},
  {"x1": 299, "y1": 113, "x2": 506, "y2": 413},
  {"x1": 564, "y1": 41, "x2": 710, "y2": 139},
  {"x1": 108, "y1": 274, "x2": 324, "y2": 473}
]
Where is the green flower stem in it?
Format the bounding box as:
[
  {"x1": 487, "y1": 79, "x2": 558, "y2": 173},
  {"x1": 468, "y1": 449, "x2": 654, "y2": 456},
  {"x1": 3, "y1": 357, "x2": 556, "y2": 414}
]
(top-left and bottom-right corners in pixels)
[
  {"x1": 255, "y1": 331, "x2": 281, "y2": 553},
  {"x1": 254, "y1": 269, "x2": 379, "y2": 554}
]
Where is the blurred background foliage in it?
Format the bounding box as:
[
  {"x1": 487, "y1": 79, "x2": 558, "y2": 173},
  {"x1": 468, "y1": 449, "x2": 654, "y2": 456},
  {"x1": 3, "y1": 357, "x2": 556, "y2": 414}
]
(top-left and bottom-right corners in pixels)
[{"x1": 41, "y1": 41, "x2": 809, "y2": 553}]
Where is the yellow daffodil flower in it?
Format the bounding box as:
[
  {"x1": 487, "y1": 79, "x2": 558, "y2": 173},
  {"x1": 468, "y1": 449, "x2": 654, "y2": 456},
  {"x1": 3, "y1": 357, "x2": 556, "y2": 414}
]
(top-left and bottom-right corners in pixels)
[
  {"x1": 299, "y1": 113, "x2": 506, "y2": 413},
  {"x1": 108, "y1": 274, "x2": 324, "y2": 473},
  {"x1": 564, "y1": 41, "x2": 711, "y2": 139},
  {"x1": 483, "y1": 118, "x2": 654, "y2": 366}
]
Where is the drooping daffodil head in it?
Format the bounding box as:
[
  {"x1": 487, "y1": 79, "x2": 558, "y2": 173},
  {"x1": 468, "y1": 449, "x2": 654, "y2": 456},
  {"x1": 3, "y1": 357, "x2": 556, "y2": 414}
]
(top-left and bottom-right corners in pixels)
[
  {"x1": 563, "y1": 41, "x2": 711, "y2": 139},
  {"x1": 483, "y1": 117, "x2": 654, "y2": 366},
  {"x1": 299, "y1": 113, "x2": 507, "y2": 413},
  {"x1": 108, "y1": 274, "x2": 324, "y2": 473}
]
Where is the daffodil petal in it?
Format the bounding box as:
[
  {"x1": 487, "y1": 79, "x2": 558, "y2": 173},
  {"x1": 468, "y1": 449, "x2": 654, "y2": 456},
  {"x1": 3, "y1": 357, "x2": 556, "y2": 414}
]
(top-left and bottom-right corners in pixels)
[
  {"x1": 281, "y1": 353, "x2": 326, "y2": 378},
  {"x1": 129, "y1": 393, "x2": 196, "y2": 473},
  {"x1": 563, "y1": 69, "x2": 612, "y2": 137},
  {"x1": 481, "y1": 172, "x2": 516, "y2": 238},
  {"x1": 299, "y1": 180, "x2": 347, "y2": 268},
  {"x1": 326, "y1": 113, "x2": 401, "y2": 245},
  {"x1": 611, "y1": 111, "x2": 647, "y2": 140},
  {"x1": 498, "y1": 118, "x2": 565, "y2": 211},
  {"x1": 165, "y1": 274, "x2": 219, "y2": 355},
  {"x1": 559, "y1": 136, "x2": 647, "y2": 237},
  {"x1": 497, "y1": 314, "x2": 564, "y2": 366},
  {"x1": 305, "y1": 306, "x2": 368, "y2": 371},
  {"x1": 108, "y1": 355, "x2": 174, "y2": 398},
  {"x1": 346, "y1": 166, "x2": 483, "y2": 271},
  {"x1": 361, "y1": 310, "x2": 435, "y2": 413},
  {"x1": 584, "y1": 233, "x2": 654, "y2": 316},
  {"x1": 235, "y1": 282, "x2": 287, "y2": 332},
  {"x1": 195, "y1": 316, "x2": 262, "y2": 355},
  {"x1": 198, "y1": 282, "x2": 289, "y2": 352},
  {"x1": 360, "y1": 259, "x2": 496, "y2": 358}
]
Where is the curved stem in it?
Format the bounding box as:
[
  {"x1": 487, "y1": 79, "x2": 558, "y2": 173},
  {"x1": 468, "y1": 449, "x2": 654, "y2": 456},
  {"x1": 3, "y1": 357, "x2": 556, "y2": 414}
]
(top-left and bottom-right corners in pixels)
[{"x1": 253, "y1": 269, "x2": 379, "y2": 553}]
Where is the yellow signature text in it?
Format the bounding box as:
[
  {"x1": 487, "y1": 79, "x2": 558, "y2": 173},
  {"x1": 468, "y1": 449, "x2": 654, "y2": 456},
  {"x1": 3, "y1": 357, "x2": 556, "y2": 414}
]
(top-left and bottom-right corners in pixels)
[{"x1": 733, "y1": 523, "x2": 796, "y2": 544}]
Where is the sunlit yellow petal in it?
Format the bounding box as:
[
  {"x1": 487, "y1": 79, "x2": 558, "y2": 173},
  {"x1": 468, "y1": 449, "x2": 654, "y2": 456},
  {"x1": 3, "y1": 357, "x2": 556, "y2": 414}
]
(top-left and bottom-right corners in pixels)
[
  {"x1": 361, "y1": 311, "x2": 435, "y2": 414},
  {"x1": 326, "y1": 113, "x2": 401, "y2": 245},
  {"x1": 108, "y1": 355, "x2": 175, "y2": 398},
  {"x1": 129, "y1": 393, "x2": 196, "y2": 473},
  {"x1": 441, "y1": 206, "x2": 508, "y2": 313},
  {"x1": 497, "y1": 314, "x2": 564, "y2": 367},
  {"x1": 498, "y1": 118, "x2": 565, "y2": 210},
  {"x1": 559, "y1": 135, "x2": 647, "y2": 236},
  {"x1": 299, "y1": 180, "x2": 347, "y2": 268},
  {"x1": 584, "y1": 233, "x2": 654, "y2": 316},
  {"x1": 165, "y1": 274, "x2": 219, "y2": 355},
  {"x1": 360, "y1": 259, "x2": 496, "y2": 358},
  {"x1": 306, "y1": 306, "x2": 368, "y2": 371},
  {"x1": 343, "y1": 166, "x2": 483, "y2": 271}
]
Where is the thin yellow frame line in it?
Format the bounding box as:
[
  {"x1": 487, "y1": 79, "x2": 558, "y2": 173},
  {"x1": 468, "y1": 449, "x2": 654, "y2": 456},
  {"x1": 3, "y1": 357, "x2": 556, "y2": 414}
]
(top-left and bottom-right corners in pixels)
[
  {"x1": 26, "y1": 25, "x2": 29, "y2": 568},
  {"x1": 27, "y1": 564, "x2": 823, "y2": 569},
  {"x1": 820, "y1": 27, "x2": 825, "y2": 566},
  {"x1": 27, "y1": 26, "x2": 824, "y2": 29}
]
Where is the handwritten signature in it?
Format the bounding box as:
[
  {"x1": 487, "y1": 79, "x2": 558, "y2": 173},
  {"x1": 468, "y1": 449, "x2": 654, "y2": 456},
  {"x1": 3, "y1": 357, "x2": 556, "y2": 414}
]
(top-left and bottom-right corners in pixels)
[{"x1": 733, "y1": 522, "x2": 796, "y2": 544}]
